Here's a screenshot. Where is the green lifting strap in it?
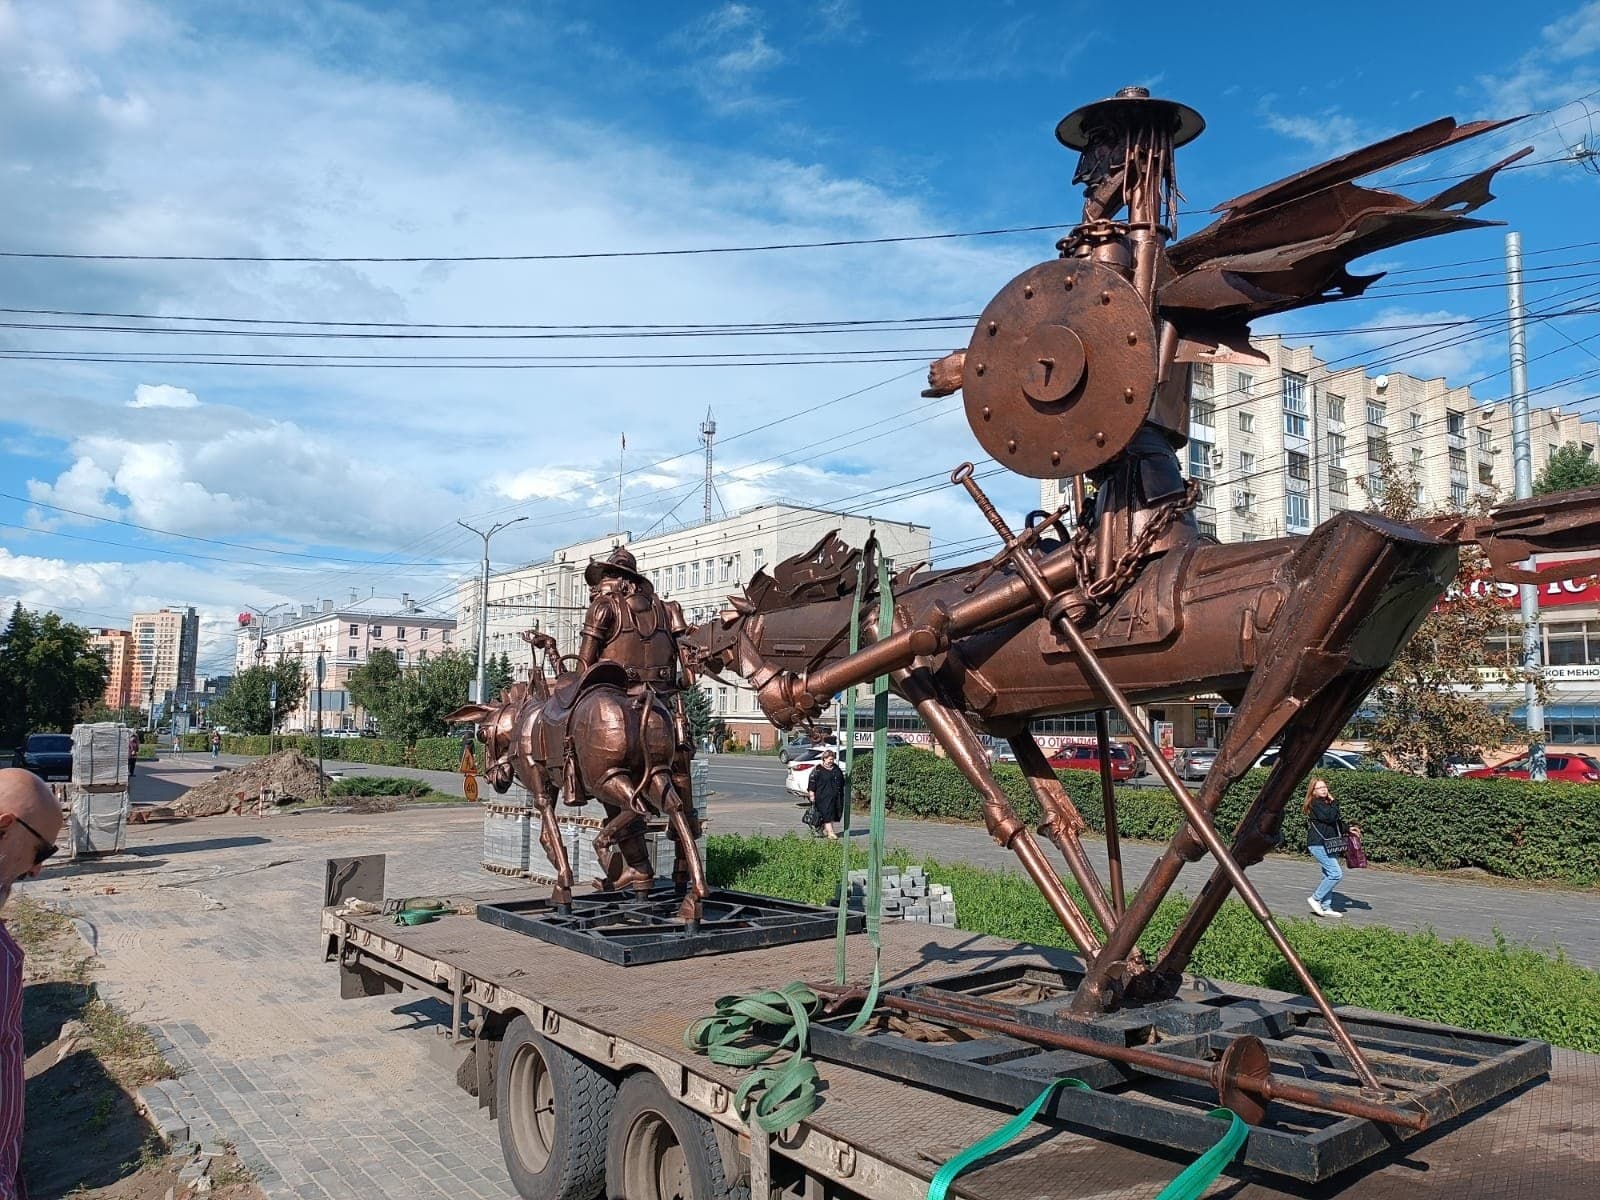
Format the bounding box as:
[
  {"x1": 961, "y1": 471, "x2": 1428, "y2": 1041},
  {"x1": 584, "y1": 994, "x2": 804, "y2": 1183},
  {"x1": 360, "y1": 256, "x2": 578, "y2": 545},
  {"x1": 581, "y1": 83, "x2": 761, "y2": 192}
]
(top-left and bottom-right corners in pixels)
[
  {"x1": 842, "y1": 543, "x2": 893, "y2": 1033},
  {"x1": 683, "y1": 982, "x2": 823, "y2": 1134},
  {"x1": 835, "y1": 545, "x2": 869, "y2": 983},
  {"x1": 926, "y1": 1082, "x2": 1246, "y2": 1200}
]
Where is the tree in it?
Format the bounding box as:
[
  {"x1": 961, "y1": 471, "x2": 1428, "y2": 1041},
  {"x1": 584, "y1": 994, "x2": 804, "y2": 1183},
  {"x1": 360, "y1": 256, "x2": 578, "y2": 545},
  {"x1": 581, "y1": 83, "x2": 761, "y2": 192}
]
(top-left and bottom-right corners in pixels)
[
  {"x1": 484, "y1": 652, "x2": 514, "y2": 702},
  {"x1": 1533, "y1": 442, "x2": 1600, "y2": 496},
  {"x1": 209, "y1": 658, "x2": 307, "y2": 736},
  {"x1": 682, "y1": 685, "x2": 717, "y2": 744},
  {"x1": 1358, "y1": 456, "x2": 1531, "y2": 774},
  {"x1": 82, "y1": 703, "x2": 146, "y2": 727},
  {"x1": 346, "y1": 647, "x2": 402, "y2": 730},
  {"x1": 0, "y1": 604, "x2": 110, "y2": 746},
  {"x1": 349, "y1": 648, "x2": 475, "y2": 743}
]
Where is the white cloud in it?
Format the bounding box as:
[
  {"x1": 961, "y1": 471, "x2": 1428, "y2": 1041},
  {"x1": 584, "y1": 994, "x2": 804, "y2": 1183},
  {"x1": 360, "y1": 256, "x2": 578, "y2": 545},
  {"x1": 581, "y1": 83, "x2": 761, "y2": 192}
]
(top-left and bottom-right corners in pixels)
[
  {"x1": 128, "y1": 383, "x2": 200, "y2": 408},
  {"x1": 1256, "y1": 98, "x2": 1368, "y2": 157}
]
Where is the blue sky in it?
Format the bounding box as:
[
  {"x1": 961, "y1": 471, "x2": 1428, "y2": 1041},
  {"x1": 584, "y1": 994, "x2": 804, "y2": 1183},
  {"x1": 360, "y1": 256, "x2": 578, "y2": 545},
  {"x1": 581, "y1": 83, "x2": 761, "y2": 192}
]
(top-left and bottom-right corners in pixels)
[{"x1": 4, "y1": 0, "x2": 1600, "y2": 676}]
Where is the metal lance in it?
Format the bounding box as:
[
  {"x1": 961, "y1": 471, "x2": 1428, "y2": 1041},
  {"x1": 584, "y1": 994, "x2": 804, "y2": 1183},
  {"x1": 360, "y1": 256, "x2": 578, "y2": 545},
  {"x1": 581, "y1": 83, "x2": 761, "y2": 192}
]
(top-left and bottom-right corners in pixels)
[{"x1": 948, "y1": 462, "x2": 1383, "y2": 1091}]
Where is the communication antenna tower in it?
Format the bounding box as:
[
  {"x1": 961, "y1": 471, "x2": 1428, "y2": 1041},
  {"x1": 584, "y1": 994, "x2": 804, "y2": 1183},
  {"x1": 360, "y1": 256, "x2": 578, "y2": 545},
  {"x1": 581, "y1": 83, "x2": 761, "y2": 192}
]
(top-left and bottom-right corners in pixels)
[{"x1": 701, "y1": 408, "x2": 717, "y2": 524}]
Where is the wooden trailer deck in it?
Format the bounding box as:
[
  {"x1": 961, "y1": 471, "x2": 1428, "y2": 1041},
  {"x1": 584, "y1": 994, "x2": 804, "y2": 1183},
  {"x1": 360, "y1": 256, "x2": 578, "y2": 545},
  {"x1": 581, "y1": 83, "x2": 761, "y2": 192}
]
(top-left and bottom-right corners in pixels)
[{"x1": 323, "y1": 886, "x2": 1596, "y2": 1200}]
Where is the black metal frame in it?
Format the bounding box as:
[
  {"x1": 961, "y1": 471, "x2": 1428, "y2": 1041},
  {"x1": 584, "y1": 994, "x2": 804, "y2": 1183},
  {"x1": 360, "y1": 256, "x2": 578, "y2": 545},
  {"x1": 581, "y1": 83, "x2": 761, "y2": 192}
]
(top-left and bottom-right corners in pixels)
[
  {"x1": 808, "y1": 964, "x2": 1549, "y2": 1183},
  {"x1": 477, "y1": 886, "x2": 864, "y2": 966}
]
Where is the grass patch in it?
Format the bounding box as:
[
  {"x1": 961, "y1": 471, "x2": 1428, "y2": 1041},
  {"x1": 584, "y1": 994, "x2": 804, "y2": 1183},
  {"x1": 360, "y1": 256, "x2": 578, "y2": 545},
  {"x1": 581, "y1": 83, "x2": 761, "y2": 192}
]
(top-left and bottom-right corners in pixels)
[
  {"x1": 81, "y1": 997, "x2": 176, "y2": 1088},
  {"x1": 328, "y1": 775, "x2": 432, "y2": 798},
  {"x1": 705, "y1": 833, "x2": 1600, "y2": 1053},
  {"x1": 9, "y1": 895, "x2": 74, "y2": 949}
]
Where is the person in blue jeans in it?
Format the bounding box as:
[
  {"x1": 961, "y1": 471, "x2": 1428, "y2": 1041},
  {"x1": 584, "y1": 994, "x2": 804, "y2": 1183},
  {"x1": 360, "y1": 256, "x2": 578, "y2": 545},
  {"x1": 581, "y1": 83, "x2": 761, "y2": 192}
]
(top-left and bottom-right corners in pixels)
[{"x1": 1303, "y1": 778, "x2": 1359, "y2": 917}]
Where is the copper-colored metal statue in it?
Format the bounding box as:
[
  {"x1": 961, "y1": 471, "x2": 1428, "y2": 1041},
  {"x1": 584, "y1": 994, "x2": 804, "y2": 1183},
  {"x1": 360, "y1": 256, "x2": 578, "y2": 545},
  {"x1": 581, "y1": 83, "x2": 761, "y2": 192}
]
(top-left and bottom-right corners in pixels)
[
  {"x1": 688, "y1": 89, "x2": 1600, "y2": 1112},
  {"x1": 449, "y1": 547, "x2": 708, "y2": 925}
]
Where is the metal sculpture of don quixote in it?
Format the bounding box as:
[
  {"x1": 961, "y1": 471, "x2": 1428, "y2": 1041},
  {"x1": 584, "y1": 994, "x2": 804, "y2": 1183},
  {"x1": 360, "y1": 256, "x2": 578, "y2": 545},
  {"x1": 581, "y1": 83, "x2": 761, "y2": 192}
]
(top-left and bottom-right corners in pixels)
[{"x1": 671, "y1": 89, "x2": 1600, "y2": 1173}]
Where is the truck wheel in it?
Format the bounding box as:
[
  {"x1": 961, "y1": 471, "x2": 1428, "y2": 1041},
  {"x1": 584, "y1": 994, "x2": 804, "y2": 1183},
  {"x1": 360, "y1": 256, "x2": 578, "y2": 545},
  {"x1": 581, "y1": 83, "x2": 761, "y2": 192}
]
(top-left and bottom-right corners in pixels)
[
  {"x1": 607, "y1": 1071, "x2": 747, "y2": 1200},
  {"x1": 497, "y1": 1015, "x2": 615, "y2": 1200}
]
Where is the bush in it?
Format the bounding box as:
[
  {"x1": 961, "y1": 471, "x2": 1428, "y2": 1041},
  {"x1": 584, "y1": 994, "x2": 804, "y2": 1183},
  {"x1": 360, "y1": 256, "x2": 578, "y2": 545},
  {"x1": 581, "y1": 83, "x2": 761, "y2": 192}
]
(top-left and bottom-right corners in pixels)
[
  {"x1": 704, "y1": 833, "x2": 1600, "y2": 1052},
  {"x1": 847, "y1": 748, "x2": 1600, "y2": 886},
  {"x1": 210, "y1": 734, "x2": 467, "y2": 771},
  {"x1": 327, "y1": 776, "x2": 432, "y2": 798}
]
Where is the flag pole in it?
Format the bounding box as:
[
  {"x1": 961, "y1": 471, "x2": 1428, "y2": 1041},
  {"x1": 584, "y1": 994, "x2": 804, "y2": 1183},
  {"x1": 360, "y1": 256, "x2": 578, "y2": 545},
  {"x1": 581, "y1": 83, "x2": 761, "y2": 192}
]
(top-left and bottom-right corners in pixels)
[{"x1": 616, "y1": 432, "x2": 625, "y2": 536}]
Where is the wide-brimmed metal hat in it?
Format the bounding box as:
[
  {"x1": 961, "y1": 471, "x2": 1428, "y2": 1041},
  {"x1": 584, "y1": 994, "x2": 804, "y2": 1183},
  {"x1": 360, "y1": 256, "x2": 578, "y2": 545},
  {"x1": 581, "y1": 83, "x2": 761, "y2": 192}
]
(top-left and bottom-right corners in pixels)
[
  {"x1": 584, "y1": 545, "x2": 648, "y2": 587},
  {"x1": 1056, "y1": 86, "x2": 1205, "y2": 151}
]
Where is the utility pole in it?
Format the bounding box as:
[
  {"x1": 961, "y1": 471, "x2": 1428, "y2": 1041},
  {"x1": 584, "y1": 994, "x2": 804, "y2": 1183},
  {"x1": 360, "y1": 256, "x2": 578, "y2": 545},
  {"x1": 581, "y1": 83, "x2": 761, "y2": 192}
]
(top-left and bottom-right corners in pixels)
[
  {"x1": 616, "y1": 433, "x2": 626, "y2": 534},
  {"x1": 458, "y1": 516, "x2": 528, "y2": 703},
  {"x1": 315, "y1": 652, "x2": 326, "y2": 796},
  {"x1": 1507, "y1": 231, "x2": 1546, "y2": 780},
  {"x1": 701, "y1": 408, "x2": 717, "y2": 523}
]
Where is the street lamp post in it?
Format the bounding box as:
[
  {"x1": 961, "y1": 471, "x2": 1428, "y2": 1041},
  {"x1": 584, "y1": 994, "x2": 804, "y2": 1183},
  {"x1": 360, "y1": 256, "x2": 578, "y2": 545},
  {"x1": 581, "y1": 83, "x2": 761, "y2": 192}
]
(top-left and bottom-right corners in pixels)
[
  {"x1": 458, "y1": 516, "x2": 528, "y2": 703},
  {"x1": 315, "y1": 652, "x2": 326, "y2": 796}
]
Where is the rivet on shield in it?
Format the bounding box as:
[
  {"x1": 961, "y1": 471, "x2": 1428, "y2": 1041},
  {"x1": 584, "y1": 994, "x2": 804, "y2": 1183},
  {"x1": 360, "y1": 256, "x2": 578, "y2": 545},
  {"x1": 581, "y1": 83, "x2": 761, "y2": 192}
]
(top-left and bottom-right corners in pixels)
[
  {"x1": 1100, "y1": 292, "x2": 1111, "y2": 305},
  {"x1": 1095, "y1": 431, "x2": 1106, "y2": 446},
  {"x1": 1064, "y1": 276, "x2": 1075, "y2": 290},
  {"x1": 1127, "y1": 331, "x2": 1139, "y2": 345},
  {"x1": 1024, "y1": 286, "x2": 1035, "y2": 299},
  {"x1": 1008, "y1": 439, "x2": 1018, "y2": 452},
  {"x1": 1124, "y1": 387, "x2": 1136, "y2": 402},
  {"x1": 1051, "y1": 450, "x2": 1061, "y2": 465},
  {"x1": 982, "y1": 406, "x2": 992, "y2": 419},
  {"x1": 976, "y1": 363, "x2": 986, "y2": 376},
  {"x1": 988, "y1": 321, "x2": 998, "y2": 335}
]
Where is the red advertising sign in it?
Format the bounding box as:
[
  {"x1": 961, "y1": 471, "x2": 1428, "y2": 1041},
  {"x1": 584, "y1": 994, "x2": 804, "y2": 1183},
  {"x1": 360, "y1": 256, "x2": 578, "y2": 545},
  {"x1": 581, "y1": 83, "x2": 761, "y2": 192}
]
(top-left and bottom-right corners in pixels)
[{"x1": 1458, "y1": 559, "x2": 1600, "y2": 609}]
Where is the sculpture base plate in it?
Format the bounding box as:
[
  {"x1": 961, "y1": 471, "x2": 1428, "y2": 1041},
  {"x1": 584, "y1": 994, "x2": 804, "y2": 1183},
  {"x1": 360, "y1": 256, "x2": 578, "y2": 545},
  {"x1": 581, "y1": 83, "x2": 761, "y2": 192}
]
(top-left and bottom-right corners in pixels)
[
  {"x1": 809, "y1": 963, "x2": 1548, "y2": 1183},
  {"x1": 477, "y1": 885, "x2": 863, "y2": 966}
]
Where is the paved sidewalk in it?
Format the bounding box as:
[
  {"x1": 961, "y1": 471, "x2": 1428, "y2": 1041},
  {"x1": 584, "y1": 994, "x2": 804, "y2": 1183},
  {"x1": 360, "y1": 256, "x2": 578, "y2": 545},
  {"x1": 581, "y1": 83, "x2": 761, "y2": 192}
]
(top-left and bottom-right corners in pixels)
[
  {"x1": 23, "y1": 755, "x2": 1600, "y2": 1198},
  {"x1": 165, "y1": 752, "x2": 1600, "y2": 966}
]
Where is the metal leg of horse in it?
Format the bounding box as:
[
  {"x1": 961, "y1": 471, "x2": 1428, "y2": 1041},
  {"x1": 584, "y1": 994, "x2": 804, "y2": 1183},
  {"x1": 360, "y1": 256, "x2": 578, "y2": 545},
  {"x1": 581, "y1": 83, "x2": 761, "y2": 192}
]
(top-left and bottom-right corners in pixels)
[
  {"x1": 893, "y1": 666, "x2": 1104, "y2": 958},
  {"x1": 1093, "y1": 710, "x2": 1126, "y2": 916},
  {"x1": 1153, "y1": 670, "x2": 1383, "y2": 983},
  {"x1": 1006, "y1": 732, "x2": 1119, "y2": 937},
  {"x1": 531, "y1": 786, "x2": 575, "y2": 911},
  {"x1": 655, "y1": 772, "x2": 709, "y2": 930},
  {"x1": 1054, "y1": 619, "x2": 1384, "y2": 1089}
]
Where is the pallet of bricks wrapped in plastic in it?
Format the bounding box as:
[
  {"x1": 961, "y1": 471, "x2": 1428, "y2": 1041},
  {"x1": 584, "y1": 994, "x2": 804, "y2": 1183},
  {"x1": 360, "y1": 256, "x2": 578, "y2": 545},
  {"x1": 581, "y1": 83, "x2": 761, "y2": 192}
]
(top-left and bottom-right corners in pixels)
[{"x1": 66, "y1": 722, "x2": 131, "y2": 858}]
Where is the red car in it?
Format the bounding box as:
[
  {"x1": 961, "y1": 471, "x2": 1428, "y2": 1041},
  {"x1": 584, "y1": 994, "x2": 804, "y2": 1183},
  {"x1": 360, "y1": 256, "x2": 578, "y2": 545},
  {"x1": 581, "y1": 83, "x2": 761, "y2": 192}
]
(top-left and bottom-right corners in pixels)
[
  {"x1": 1047, "y1": 744, "x2": 1138, "y2": 782},
  {"x1": 1463, "y1": 753, "x2": 1600, "y2": 783}
]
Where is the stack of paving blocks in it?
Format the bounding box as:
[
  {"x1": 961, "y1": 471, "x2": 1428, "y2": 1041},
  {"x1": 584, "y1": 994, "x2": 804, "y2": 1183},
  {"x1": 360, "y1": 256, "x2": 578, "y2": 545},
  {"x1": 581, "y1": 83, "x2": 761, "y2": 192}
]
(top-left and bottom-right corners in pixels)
[
  {"x1": 841, "y1": 866, "x2": 956, "y2": 925},
  {"x1": 67, "y1": 722, "x2": 131, "y2": 856},
  {"x1": 485, "y1": 782, "x2": 707, "y2": 889}
]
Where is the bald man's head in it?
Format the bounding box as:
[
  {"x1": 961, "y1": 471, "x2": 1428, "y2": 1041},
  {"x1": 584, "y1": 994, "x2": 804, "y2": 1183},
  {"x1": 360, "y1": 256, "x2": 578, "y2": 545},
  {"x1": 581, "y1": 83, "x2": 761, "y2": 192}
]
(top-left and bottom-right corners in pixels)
[{"x1": 0, "y1": 768, "x2": 63, "y2": 905}]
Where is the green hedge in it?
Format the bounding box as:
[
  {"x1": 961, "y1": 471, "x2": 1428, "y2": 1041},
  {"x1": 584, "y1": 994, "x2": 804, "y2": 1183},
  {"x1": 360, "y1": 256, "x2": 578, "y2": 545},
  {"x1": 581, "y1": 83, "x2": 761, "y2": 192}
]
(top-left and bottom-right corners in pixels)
[
  {"x1": 326, "y1": 776, "x2": 432, "y2": 798},
  {"x1": 204, "y1": 734, "x2": 467, "y2": 771},
  {"x1": 704, "y1": 833, "x2": 1600, "y2": 1052},
  {"x1": 847, "y1": 748, "x2": 1600, "y2": 886}
]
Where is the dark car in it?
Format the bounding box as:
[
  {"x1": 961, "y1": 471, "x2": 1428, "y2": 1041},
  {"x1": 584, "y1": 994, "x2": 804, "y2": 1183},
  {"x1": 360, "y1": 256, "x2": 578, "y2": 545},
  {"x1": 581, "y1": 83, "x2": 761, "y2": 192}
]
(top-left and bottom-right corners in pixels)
[{"x1": 14, "y1": 733, "x2": 72, "y2": 781}]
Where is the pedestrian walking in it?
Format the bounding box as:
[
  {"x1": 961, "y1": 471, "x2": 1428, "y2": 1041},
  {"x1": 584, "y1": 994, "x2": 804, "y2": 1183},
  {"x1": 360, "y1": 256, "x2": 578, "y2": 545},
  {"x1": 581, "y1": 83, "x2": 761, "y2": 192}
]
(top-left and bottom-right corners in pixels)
[
  {"x1": 210, "y1": 731, "x2": 222, "y2": 758},
  {"x1": 0, "y1": 768, "x2": 64, "y2": 1198},
  {"x1": 126, "y1": 730, "x2": 139, "y2": 779},
  {"x1": 805, "y1": 749, "x2": 847, "y2": 841},
  {"x1": 1304, "y1": 778, "x2": 1359, "y2": 917}
]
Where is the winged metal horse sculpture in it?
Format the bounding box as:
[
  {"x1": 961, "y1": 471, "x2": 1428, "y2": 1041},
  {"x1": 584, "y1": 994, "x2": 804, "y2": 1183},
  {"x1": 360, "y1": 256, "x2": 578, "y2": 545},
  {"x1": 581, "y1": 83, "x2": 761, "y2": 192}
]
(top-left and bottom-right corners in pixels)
[{"x1": 686, "y1": 88, "x2": 1600, "y2": 1097}]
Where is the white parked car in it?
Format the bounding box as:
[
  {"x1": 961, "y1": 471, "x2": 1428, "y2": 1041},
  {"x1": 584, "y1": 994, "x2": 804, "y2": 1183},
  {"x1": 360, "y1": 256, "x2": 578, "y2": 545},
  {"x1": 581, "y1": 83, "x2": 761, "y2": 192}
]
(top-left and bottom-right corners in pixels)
[
  {"x1": 784, "y1": 747, "x2": 834, "y2": 798},
  {"x1": 1253, "y1": 748, "x2": 1381, "y2": 771}
]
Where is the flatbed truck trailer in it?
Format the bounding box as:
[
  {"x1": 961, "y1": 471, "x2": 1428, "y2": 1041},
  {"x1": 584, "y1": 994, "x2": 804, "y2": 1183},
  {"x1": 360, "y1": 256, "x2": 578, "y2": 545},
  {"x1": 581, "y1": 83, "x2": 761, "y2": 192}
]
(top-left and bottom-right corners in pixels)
[{"x1": 322, "y1": 880, "x2": 1596, "y2": 1200}]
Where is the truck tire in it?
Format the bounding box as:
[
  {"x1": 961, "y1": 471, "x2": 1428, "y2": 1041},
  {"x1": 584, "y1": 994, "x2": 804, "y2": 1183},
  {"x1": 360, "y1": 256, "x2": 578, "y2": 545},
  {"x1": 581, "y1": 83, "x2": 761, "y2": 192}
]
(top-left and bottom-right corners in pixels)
[
  {"x1": 497, "y1": 1015, "x2": 615, "y2": 1200},
  {"x1": 606, "y1": 1071, "x2": 748, "y2": 1200}
]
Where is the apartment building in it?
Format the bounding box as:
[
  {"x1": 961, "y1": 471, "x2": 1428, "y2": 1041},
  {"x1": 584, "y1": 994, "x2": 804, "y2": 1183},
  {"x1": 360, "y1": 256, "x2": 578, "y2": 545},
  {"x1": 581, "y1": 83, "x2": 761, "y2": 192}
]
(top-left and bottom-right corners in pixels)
[
  {"x1": 88, "y1": 628, "x2": 135, "y2": 710},
  {"x1": 1042, "y1": 335, "x2": 1600, "y2": 748},
  {"x1": 234, "y1": 594, "x2": 457, "y2": 732},
  {"x1": 130, "y1": 607, "x2": 199, "y2": 716},
  {"x1": 458, "y1": 503, "x2": 931, "y2": 748}
]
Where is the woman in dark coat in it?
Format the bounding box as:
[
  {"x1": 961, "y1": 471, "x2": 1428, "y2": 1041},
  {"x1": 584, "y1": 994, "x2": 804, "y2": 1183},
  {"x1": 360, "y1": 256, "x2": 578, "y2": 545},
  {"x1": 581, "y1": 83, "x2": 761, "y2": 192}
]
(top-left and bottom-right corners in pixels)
[
  {"x1": 1303, "y1": 778, "x2": 1360, "y2": 917},
  {"x1": 806, "y1": 750, "x2": 846, "y2": 841}
]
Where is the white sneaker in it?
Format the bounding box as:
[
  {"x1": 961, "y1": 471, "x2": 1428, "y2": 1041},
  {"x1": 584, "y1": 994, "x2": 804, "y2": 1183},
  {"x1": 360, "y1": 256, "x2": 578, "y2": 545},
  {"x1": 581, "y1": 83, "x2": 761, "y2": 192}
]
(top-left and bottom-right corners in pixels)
[
  {"x1": 1307, "y1": 897, "x2": 1326, "y2": 916},
  {"x1": 1321, "y1": 904, "x2": 1343, "y2": 918}
]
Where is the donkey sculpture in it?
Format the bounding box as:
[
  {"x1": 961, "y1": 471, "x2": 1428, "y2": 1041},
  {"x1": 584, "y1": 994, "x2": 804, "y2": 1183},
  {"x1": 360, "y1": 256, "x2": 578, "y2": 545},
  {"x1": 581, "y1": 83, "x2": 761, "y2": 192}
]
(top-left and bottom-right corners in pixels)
[{"x1": 448, "y1": 632, "x2": 709, "y2": 925}]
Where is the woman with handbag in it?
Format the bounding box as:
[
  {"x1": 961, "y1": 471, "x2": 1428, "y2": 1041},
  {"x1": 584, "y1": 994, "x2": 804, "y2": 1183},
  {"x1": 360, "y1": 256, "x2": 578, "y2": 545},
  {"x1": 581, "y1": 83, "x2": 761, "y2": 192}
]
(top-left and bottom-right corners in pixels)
[
  {"x1": 1304, "y1": 778, "x2": 1360, "y2": 917},
  {"x1": 805, "y1": 750, "x2": 847, "y2": 842}
]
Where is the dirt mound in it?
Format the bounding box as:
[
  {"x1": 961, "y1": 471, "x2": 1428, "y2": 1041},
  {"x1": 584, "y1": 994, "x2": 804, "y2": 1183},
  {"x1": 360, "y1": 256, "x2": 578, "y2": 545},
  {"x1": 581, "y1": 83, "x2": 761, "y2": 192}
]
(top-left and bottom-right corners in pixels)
[{"x1": 172, "y1": 750, "x2": 331, "y2": 817}]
